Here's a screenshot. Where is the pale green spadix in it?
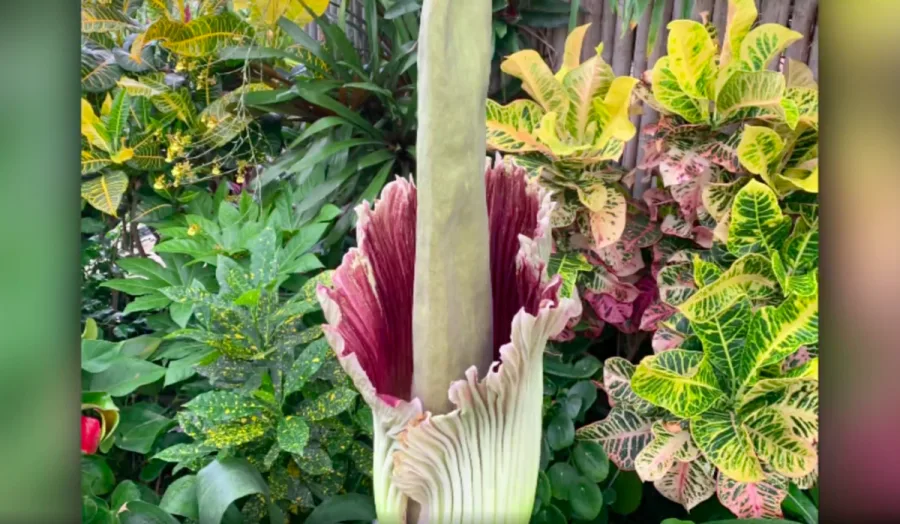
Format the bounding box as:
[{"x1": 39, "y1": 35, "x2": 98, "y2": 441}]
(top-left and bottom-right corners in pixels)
[{"x1": 411, "y1": 0, "x2": 494, "y2": 415}]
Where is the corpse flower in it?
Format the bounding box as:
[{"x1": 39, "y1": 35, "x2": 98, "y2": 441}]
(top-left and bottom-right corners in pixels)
[{"x1": 316, "y1": 1, "x2": 581, "y2": 521}]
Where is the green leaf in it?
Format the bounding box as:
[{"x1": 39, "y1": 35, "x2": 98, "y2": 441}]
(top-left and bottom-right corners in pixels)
[
  {"x1": 89, "y1": 358, "x2": 166, "y2": 397},
  {"x1": 159, "y1": 475, "x2": 199, "y2": 521},
  {"x1": 298, "y1": 387, "x2": 358, "y2": 422},
  {"x1": 116, "y1": 405, "x2": 176, "y2": 454},
  {"x1": 738, "y1": 292, "x2": 819, "y2": 393},
  {"x1": 82, "y1": 455, "x2": 115, "y2": 496},
  {"x1": 728, "y1": 180, "x2": 792, "y2": 256},
  {"x1": 532, "y1": 504, "x2": 567, "y2": 524},
  {"x1": 196, "y1": 458, "x2": 268, "y2": 524},
  {"x1": 111, "y1": 480, "x2": 143, "y2": 508},
  {"x1": 691, "y1": 300, "x2": 753, "y2": 397},
  {"x1": 716, "y1": 71, "x2": 785, "y2": 121},
  {"x1": 304, "y1": 493, "x2": 376, "y2": 524},
  {"x1": 631, "y1": 350, "x2": 724, "y2": 418},
  {"x1": 546, "y1": 410, "x2": 576, "y2": 451},
  {"x1": 544, "y1": 354, "x2": 602, "y2": 378},
  {"x1": 82, "y1": 48, "x2": 122, "y2": 92},
  {"x1": 82, "y1": 340, "x2": 123, "y2": 373},
  {"x1": 569, "y1": 477, "x2": 604, "y2": 520},
  {"x1": 102, "y1": 278, "x2": 163, "y2": 296},
  {"x1": 609, "y1": 470, "x2": 643, "y2": 515},
  {"x1": 118, "y1": 501, "x2": 179, "y2": 524},
  {"x1": 548, "y1": 462, "x2": 580, "y2": 500},
  {"x1": 277, "y1": 416, "x2": 310, "y2": 455},
  {"x1": 602, "y1": 357, "x2": 656, "y2": 414},
  {"x1": 677, "y1": 254, "x2": 778, "y2": 322},
  {"x1": 782, "y1": 483, "x2": 818, "y2": 524},
  {"x1": 573, "y1": 441, "x2": 609, "y2": 482},
  {"x1": 285, "y1": 338, "x2": 332, "y2": 396}
]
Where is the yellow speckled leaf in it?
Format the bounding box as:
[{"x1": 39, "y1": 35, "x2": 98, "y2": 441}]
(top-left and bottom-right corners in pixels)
[
  {"x1": 635, "y1": 421, "x2": 699, "y2": 481},
  {"x1": 556, "y1": 24, "x2": 591, "y2": 79},
  {"x1": 719, "y1": 0, "x2": 758, "y2": 71},
  {"x1": 716, "y1": 71, "x2": 785, "y2": 122},
  {"x1": 678, "y1": 254, "x2": 778, "y2": 322},
  {"x1": 562, "y1": 50, "x2": 614, "y2": 139}
]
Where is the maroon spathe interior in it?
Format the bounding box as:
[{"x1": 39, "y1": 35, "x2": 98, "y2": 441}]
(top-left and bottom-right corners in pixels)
[{"x1": 324, "y1": 165, "x2": 557, "y2": 402}]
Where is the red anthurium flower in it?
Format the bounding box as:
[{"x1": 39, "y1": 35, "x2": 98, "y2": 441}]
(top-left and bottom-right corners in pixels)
[{"x1": 81, "y1": 415, "x2": 101, "y2": 455}]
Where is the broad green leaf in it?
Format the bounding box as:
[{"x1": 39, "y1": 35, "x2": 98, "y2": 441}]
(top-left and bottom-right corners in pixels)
[
  {"x1": 737, "y1": 126, "x2": 784, "y2": 178},
  {"x1": 691, "y1": 407, "x2": 764, "y2": 482},
  {"x1": 738, "y1": 292, "x2": 819, "y2": 392},
  {"x1": 738, "y1": 24, "x2": 803, "y2": 72},
  {"x1": 110, "y1": 480, "x2": 143, "y2": 508},
  {"x1": 691, "y1": 300, "x2": 752, "y2": 397},
  {"x1": 501, "y1": 50, "x2": 570, "y2": 115},
  {"x1": 572, "y1": 441, "x2": 610, "y2": 482},
  {"x1": 116, "y1": 405, "x2": 176, "y2": 454},
  {"x1": 196, "y1": 458, "x2": 269, "y2": 524},
  {"x1": 651, "y1": 58, "x2": 708, "y2": 123},
  {"x1": 602, "y1": 357, "x2": 655, "y2": 415},
  {"x1": 89, "y1": 357, "x2": 166, "y2": 397},
  {"x1": 547, "y1": 462, "x2": 580, "y2": 500},
  {"x1": 547, "y1": 410, "x2": 576, "y2": 451},
  {"x1": 105, "y1": 89, "x2": 130, "y2": 152},
  {"x1": 153, "y1": 442, "x2": 217, "y2": 464},
  {"x1": 118, "y1": 500, "x2": 179, "y2": 524},
  {"x1": 82, "y1": 455, "x2": 116, "y2": 496},
  {"x1": 716, "y1": 71, "x2": 785, "y2": 121},
  {"x1": 634, "y1": 421, "x2": 699, "y2": 482},
  {"x1": 716, "y1": 473, "x2": 788, "y2": 519},
  {"x1": 653, "y1": 455, "x2": 716, "y2": 511},
  {"x1": 277, "y1": 416, "x2": 310, "y2": 455},
  {"x1": 569, "y1": 478, "x2": 604, "y2": 520},
  {"x1": 575, "y1": 407, "x2": 653, "y2": 470},
  {"x1": 82, "y1": 172, "x2": 128, "y2": 217},
  {"x1": 145, "y1": 13, "x2": 251, "y2": 58},
  {"x1": 81, "y1": 150, "x2": 112, "y2": 175},
  {"x1": 159, "y1": 475, "x2": 199, "y2": 521},
  {"x1": 124, "y1": 294, "x2": 172, "y2": 314},
  {"x1": 82, "y1": 340, "x2": 124, "y2": 373},
  {"x1": 304, "y1": 493, "x2": 376, "y2": 524},
  {"x1": 632, "y1": 350, "x2": 724, "y2": 418},
  {"x1": 678, "y1": 254, "x2": 778, "y2": 322}
]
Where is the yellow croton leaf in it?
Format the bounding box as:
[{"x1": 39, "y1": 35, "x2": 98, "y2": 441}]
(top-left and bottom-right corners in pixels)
[
  {"x1": 714, "y1": 0, "x2": 757, "y2": 95},
  {"x1": 101, "y1": 93, "x2": 113, "y2": 117},
  {"x1": 590, "y1": 76, "x2": 639, "y2": 157},
  {"x1": 737, "y1": 24, "x2": 803, "y2": 72},
  {"x1": 81, "y1": 98, "x2": 110, "y2": 151},
  {"x1": 129, "y1": 32, "x2": 147, "y2": 64},
  {"x1": 562, "y1": 44, "x2": 614, "y2": 140},
  {"x1": 501, "y1": 50, "x2": 570, "y2": 116},
  {"x1": 666, "y1": 20, "x2": 718, "y2": 100},
  {"x1": 556, "y1": 23, "x2": 591, "y2": 80},
  {"x1": 109, "y1": 147, "x2": 135, "y2": 164},
  {"x1": 282, "y1": 1, "x2": 331, "y2": 27},
  {"x1": 536, "y1": 111, "x2": 580, "y2": 157},
  {"x1": 737, "y1": 125, "x2": 784, "y2": 178},
  {"x1": 485, "y1": 99, "x2": 548, "y2": 154},
  {"x1": 776, "y1": 165, "x2": 818, "y2": 194}
]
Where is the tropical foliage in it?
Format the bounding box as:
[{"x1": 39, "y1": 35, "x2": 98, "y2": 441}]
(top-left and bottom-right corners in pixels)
[{"x1": 80, "y1": 1, "x2": 819, "y2": 523}]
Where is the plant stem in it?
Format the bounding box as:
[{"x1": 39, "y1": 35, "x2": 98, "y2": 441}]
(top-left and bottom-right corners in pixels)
[{"x1": 411, "y1": 0, "x2": 494, "y2": 415}]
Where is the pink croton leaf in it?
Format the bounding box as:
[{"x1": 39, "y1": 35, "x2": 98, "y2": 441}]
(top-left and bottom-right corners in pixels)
[{"x1": 717, "y1": 472, "x2": 789, "y2": 519}]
